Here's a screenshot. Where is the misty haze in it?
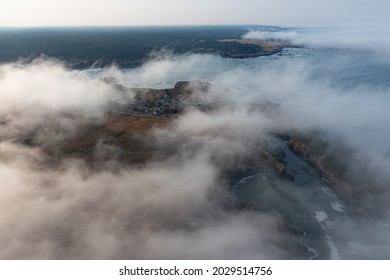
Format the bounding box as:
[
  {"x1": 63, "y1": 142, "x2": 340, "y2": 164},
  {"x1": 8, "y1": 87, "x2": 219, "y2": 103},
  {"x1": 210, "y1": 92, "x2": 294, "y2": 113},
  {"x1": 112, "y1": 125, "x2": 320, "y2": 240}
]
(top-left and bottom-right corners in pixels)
[{"x1": 0, "y1": 25, "x2": 390, "y2": 260}]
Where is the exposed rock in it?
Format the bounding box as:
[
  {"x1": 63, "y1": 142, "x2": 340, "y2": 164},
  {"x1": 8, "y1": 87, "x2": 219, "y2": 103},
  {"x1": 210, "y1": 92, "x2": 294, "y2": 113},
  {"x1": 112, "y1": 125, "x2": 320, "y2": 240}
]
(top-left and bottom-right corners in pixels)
[
  {"x1": 124, "y1": 81, "x2": 211, "y2": 116},
  {"x1": 263, "y1": 150, "x2": 294, "y2": 181}
]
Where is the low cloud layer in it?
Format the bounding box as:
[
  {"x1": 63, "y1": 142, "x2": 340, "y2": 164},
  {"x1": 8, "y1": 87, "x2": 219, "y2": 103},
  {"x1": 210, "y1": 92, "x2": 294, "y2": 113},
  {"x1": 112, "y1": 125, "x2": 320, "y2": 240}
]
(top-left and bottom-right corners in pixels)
[
  {"x1": 243, "y1": 30, "x2": 299, "y2": 41},
  {"x1": 1, "y1": 31, "x2": 390, "y2": 259},
  {"x1": 244, "y1": 26, "x2": 390, "y2": 58},
  {"x1": 0, "y1": 144, "x2": 286, "y2": 259},
  {"x1": 0, "y1": 60, "x2": 288, "y2": 259},
  {"x1": 86, "y1": 52, "x2": 225, "y2": 89}
]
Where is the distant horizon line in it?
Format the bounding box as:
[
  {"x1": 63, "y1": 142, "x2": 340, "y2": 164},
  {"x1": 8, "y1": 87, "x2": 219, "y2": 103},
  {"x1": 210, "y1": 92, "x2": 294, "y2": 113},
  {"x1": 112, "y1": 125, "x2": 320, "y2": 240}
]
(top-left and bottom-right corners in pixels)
[
  {"x1": 0, "y1": 24, "x2": 278, "y2": 28},
  {"x1": 1, "y1": 23, "x2": 387, "y2": 29}
]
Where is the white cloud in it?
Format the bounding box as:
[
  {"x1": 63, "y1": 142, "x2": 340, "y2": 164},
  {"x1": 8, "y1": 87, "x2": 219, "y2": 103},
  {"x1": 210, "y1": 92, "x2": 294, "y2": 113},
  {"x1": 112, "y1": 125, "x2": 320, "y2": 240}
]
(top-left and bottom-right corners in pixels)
[
  {"x1": 243, "y1": 31, "x2": 299, "y2": 41},
  {"x1": 1, "y1": 42, "x2": 390, "y2": 259}
]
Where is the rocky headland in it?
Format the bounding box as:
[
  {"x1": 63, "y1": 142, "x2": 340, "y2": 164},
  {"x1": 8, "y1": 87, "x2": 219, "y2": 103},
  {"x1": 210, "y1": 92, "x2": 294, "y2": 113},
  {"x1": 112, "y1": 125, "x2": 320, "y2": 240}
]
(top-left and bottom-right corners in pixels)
[{"x1": 217, "y1": 38, "x2": 299, "y2": 58}]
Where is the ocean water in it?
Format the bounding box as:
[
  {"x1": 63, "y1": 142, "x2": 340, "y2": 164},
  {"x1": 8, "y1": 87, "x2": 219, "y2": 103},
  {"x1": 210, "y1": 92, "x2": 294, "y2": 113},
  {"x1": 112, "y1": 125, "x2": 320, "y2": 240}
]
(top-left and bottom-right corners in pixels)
[{"x1": 233, "y1": 136, "x2": 347, "y2": 259}]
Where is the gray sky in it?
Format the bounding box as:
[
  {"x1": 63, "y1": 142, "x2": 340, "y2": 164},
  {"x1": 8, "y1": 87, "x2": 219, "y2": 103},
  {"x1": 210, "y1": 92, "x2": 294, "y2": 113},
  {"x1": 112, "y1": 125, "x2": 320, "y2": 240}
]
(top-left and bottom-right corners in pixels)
[{"x1": 1, "y1": 0, "x2": 389, "y2": 27}]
